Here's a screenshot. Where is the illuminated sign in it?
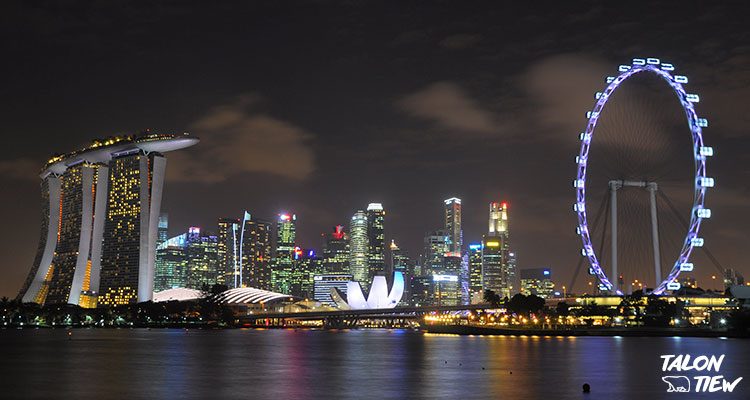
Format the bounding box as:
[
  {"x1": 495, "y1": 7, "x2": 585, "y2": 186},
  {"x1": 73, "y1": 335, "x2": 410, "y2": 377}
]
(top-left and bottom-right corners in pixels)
[
  {"x1": 469, "y1": 244, "x2": 481, "y2": 250},
  {"x1": 433, "y1": 274, "x2": 458, "y2": 282},
  {"x1": 486, "y1": 241, "x2": 500, "y2": 247}
]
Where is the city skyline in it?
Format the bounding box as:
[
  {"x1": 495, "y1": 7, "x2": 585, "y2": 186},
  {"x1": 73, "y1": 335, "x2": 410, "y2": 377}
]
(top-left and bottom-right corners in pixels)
[{"x1": 1, "y1": 1, "x2": 748, "y2": 298}]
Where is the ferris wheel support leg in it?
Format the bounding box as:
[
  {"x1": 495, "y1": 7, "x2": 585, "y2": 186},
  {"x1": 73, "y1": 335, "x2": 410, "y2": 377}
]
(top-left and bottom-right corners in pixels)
[
  {"x1": 609, "y1": 180, "x2": 620, "y2": 292},
  {"x1": 648, "y1": 183, "x2": 662, "y2": 288}
]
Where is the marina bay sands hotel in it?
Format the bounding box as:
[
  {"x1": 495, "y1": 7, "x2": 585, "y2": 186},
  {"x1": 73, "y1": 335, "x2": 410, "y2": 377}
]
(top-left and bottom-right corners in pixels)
[{"x1": 17, "y1": 132, "x2": 198, "y2": 307}]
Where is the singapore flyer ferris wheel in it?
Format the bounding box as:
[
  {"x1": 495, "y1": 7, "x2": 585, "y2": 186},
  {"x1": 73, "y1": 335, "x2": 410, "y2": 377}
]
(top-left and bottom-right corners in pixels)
[{"x1": 574, "y1": 57, "x2": 714, "y2": 295}]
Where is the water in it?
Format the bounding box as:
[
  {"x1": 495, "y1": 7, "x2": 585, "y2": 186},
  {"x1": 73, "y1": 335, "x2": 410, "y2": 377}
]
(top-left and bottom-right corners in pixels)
[{"x1": 1, "y1": 329, "x2": 748, "y2": 399}]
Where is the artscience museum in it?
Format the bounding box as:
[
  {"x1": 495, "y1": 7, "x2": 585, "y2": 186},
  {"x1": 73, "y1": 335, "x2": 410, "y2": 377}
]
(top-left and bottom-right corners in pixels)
[{"x1": 332, "y1": 272, "x2": 404, "y2": 310}]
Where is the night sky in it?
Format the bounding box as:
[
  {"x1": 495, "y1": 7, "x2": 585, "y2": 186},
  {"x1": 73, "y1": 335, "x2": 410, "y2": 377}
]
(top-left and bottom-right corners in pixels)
[{"x1": 1, "y1": 1, "x2": 748, "y2": 298}]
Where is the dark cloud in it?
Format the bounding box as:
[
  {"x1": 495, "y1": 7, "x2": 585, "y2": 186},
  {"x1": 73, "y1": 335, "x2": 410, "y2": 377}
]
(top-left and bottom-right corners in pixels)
[
  {"x1": 397, "y1": 81, "x2": 505, "y2": 136},
  {"x1": 167, "y1": 95, "x2": 316, "y2": 183},
  {"x1": 440, "y1": 33, "x2": 482, "y2": 49}
]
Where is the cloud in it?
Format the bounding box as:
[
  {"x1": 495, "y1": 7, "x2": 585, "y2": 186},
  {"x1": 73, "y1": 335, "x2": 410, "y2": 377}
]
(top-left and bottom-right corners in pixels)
[
  {"x1": 397, "y1": 81, "x2": 502, "y2": 136},
  {"x1": 440, "y1": 33, "x2": 482, "y2": 49},
  {"x1": 0, "y1": 157, "x2": 41, "y2": 181},
  {"x1": 167, "y1": 94, "x2": 315, "y2": 183}
]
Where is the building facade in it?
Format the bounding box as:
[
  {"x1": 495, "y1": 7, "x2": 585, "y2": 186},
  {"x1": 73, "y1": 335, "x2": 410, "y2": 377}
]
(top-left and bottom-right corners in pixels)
[
  {"x1": 19, "y1": 133, "x2": 198, "y2": 306},
  {"x1": 482, "y1": 202, "x2": 516, "y2": 299},
  {"x1": 520, "y1": 267, "x2": 555, "y2": 299},
  {"x1": 272, "y1": 213, "x2": 297, "y2": 294},
  {"x1": 349, "y1": 210, "x2": 369, "y2": 284},
  {"x1": 217, "y1": 217, "x2": 239, "y2": 287},
  {"x1": 240, "y1": 214, "x2": 272, "y2": 290},
  {"x1": 322, "y1": 225, "x2": 349, "y2": 274},
  {"x1": 366, "y1": 203, "x2": 386, "y2": 279}
]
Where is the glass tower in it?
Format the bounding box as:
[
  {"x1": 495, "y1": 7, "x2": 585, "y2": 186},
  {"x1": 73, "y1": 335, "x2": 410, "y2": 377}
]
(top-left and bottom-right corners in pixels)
[
  {"x1": 349, "y1": 210, "x2": 369, "y2": 285},
  {"x1": 366, "y1": 203, "x2": 386, "y2": 279}
]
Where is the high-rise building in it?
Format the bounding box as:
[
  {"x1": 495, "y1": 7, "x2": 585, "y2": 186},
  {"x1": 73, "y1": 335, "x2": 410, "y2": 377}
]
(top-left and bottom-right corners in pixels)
[
  {"x1": 366, "y1": 203, "x2": 386, "y2": 279},
  {"x1": 410, "y1": 275, "x2": 432, "y2": 307},
  {"x1": 444, "y1": 197, "x2": 463, "y2": 255},
  {"x1": 322, "y1": 225, "x2": 349, "y2": 274},
  {"x1": 157, "y1": 213, "x2": 169, "y2": 247},
  {"x1": 272, "y1": 213, "x2": 297, "y2": 294},
  {"x1": 292, "y1": 248, "x2": 321, "y2": 298},
  {"x1": 18, "y1": 132, "x2": 198, "y2": 306},
  {"x1": 217, "y1": 217, "x2": 240, "y2": 287},
  {"x1": 154, "y1": 233, "x2": 188, "y2": 292},
  {"x1": 423, "y1": 230, "x2": 449, "y2": 276},
  {"x1": 468, "y1": 243, "x2": 483, "y2": 302},
  {"x1": 482, "y1": 202, "x2": 515, "y2": 298},
  {"x1": 185, "y1": 227, "x2": 219, "y2": 290},
  {"x1": 390, "y1": 240, "x2": 413, "y2": 305},
  {"x1": 349, "y1": 210, "x2": 369, "y2": 284},
  {"x1": 239, "y1": 213, "x2": 272, "y2": 290},
  {"x1": 433, "y1": 274, "x2": 460, "y2": 306},
  {"x1": 520, "y1": 267, "x2": 555, "y2": 299},
  {"x1": 313, "y1": 274, "x2": 352, "y2": 307}
]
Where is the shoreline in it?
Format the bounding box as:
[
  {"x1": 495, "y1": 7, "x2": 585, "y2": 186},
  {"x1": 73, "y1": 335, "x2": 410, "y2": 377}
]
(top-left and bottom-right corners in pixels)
[{"x1": 423, "y1": 324, "x2": 744, "y2": 338}]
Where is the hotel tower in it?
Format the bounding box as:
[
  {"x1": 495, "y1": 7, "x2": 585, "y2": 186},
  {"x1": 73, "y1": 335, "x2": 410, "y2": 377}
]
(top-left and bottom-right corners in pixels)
[{"x1": 17, "y1": 132, "x2": 198, "y2": 307}]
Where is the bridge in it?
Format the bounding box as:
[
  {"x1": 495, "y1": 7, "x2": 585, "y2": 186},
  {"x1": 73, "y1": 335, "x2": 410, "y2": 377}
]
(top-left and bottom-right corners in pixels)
[{"x1": 238, "y1": 305, "x2": 496, "y2": 329}]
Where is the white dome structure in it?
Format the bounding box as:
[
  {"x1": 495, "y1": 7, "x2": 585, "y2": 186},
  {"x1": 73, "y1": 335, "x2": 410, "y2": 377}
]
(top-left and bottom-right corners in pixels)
[
  {"x1": 335, "y1": 272, "x2": 404, "y2": 310},
  {"x1": 153, "y1": 288, "x2": 205, "y2": 302},
  {"x1": 213, "y1": 287, "x2": 294, "y2": 305}
]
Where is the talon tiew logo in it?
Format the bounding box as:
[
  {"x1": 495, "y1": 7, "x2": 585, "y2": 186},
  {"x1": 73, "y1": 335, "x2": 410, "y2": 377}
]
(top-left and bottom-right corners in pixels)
[{"x1": 660, "y1": 355, "x2": 743, "y2": 393}]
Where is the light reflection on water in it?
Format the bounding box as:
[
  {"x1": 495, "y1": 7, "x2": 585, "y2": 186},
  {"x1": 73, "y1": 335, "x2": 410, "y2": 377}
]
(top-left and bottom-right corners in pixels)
[{"x1": 1, "y1": 329, "x2": 748, "y2": 399}]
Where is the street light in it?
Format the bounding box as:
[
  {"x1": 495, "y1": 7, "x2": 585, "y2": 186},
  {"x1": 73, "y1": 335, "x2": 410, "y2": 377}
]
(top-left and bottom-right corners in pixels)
[{"x1": 562, "y1": 286, "x2": 567, "y2": 298}]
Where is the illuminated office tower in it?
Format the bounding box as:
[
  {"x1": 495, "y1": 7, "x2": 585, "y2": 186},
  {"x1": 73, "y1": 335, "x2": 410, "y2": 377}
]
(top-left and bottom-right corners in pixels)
[
  {"x1": 482, "y1": 202, "x2": 514, "y2": 298},
  {"x1": 217, "y1": 217, "x2": 240, "y2": 287},
  {"x1": 390, "y1": 240, "x2": 413, "y2": 305},
  {"x1": 272, "y1": 213, "x2": 297, "y2": 293},
  {"x1": 423, "y1": 229, "x2": 449, "y2": 276},
  {"x1": 291, "y1": 248, "x2": 321, "y2": 298},
  {"x1": 366, "y1": 203, "x2": 386, "y2": 279},
  {"x1": 433, "y1": 274, "x2": 459, "y2": 306},
  {"x1": 444, "y1": 197, "x2": 463, "y2": 255},
  {"x1": 239, "y1": 214, "x2": 272, "y2": 289},
  {"x1": 185, "y1": 227, "x2": 219, "y2": 290},
  {"x1": 520, "y1": 268, "x2": 555, "y2": 299},
  {"x1": 410, "y1": 276, "x2": 432, "y2": 307},
  {"x1": 19, "y1": 133, "x2": 198, "y2": 306},
  {"x1": 323, "y1": 225, "x2": 349, "y2": 274},
  {"x1": 468, "y1": 243, "x2": 483, "y2": 302},
  {"x1": 349, "y1": 210, "x2": 369, "y2": 284},
  {"x1": 313, "y1": 274, "x2": 352, "y2": 307},
  {"x1": 157, "y1": 213, "x2": 169, "y2": 247},
  {"x1": 154, "y1": 233, "x2": 188, "y2": 291}
]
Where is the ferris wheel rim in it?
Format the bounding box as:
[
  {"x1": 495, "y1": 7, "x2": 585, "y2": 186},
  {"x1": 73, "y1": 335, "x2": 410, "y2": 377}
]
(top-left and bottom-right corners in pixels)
[{"x1": 573, "y1": 58, "x2": 713, "y2": 295}]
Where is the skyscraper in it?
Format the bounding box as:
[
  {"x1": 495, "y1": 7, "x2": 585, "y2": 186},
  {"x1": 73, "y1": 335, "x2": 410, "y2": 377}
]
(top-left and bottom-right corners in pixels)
[
  {"x1": 390, "y1": 240, "x2": 413, "y2": 305},
  {"x1": 423, "y1": 229, "x2": 449, "y2": 276},
  {"x1": 349, "y1": 210, "x2": 369, "y2": 284},
  {"x1": 239, "y1": 214, "x2": 272, "y2": 290},
  {"x1": 217, "y1": 217, "x2": 240, "y2": 287},
  {"x1": 154, "y1": 233, "x2": 188, "y2": 292},
  {"x1": 272, "y1": 213, "x2": 296, "y2": 294},
  {"x1": 468, "y1": 243, "x2": 483, "y2": 302},
  {"x1": 157, "y1": 213, "x2": 169, "y2": 247},
  {"x1": 323, "y1": 225, "x2": 349, "y2": 274},
  {"x1": 444, "y1": 197, "x2": 463, "y2": 255},
  {"x1": 185, "y1": 227, "x2": 219, "y2": 290},
  {"x1": 482, "y1": 201, "x2": 515, "y2": 298},
  {"x1": 520, "y1": 268, "x2": 555, "y2": 299},
  {"x1": 366, "y1": 203, "x2": 386, "y2": 279},
  {"x1": 19, "y1": 132, "x2": 198, "y2": 306}
]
